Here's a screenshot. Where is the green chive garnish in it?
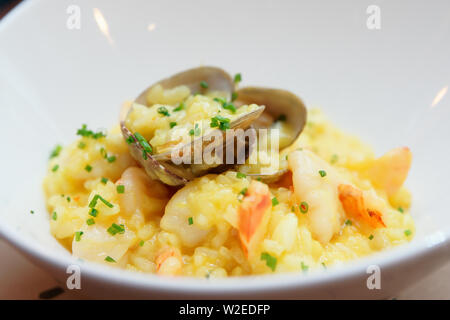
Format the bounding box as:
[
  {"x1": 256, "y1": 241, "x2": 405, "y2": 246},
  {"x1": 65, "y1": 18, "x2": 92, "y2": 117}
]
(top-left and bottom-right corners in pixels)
[
  {"x1": 369, "y1": 234, "x2": 374, "y2": 240},
  {"x1": 157, "y1": 106, "x2": 170, "y2": 117},
  {"x1": 404, "y1": 229, "x2": 412, "y2": 236},
  {"x1": 52, "y1": 212, "x2": 57, "y2": 221},
  {"x1": 85, "y1": 164, "x2": 92, "y2": 172},
  {"x1": 139, "y1": 240, "x2": 145, "y2": 247},
  {"x1": 231, "y1": 92, "x2": 238, "y2": 101},
  {"x1": 76, "y1": 124, "x2": 105, "y2": 139},
  {"x1": 272, "y1": 197, "x2": 279, "y2": 206},
  {"x1": 260, "y1": 252, "x2": 277, "y2": 271},
  {"x1": 398, "y1": 207, "x2": 404, "y2": 213},
  {"x1": 239, "y1": 188, "x2": 248, "y2": 196},
  {"x1": 78, "y1": 141, "x2": 86, "y2": 149},
  {"x1": 319, "y1": 170, "x2": 327, "y2": 177},
  {"x1": 101, "y1": 177, "x2": 108, "y2": 184},
  {"x1": 30, "y1": 210, "x2": 34, "y2": 214},
  {"x1": 134, "y1": 132, "x2": 153, "y2": 155},
  {"x1": 89, "y1": 208, "x2": 98, "y2": 217},
  {"x1": 75, "y1": 231, "x2": 84, "y2": 242},
  {"x1": 233, "y1": 73, "x2": 242, "y2": 84},
  {"x1": 173, "y1": 102, "x2": 184, "y2": 112},
  {"x1": 200, "y1": 81, "x2": 209, "y2": 89},
  {"x1": 107, "y1": 223, "x2": 125, "y2": 236},
  {"x1": 116, "y1": 185, "x2": 125, "y2": 194},
  {"x1": 51, "y1": 164, "x2": 59, "y2": 172},
  {"x1": 188, "y1": 217, "x2": 194, "y2": 225},
  {"x1": 49, "y1": 145, "x2": 62, "y2": 158},
  {"x1": 345, "y1": 219, "x2": 352, "y2": 226},
  {"x1": 301, "y1": 262, "x2": 309, "y2": 272},
  {"x1": 86, "y1": 218, "x2": 95, "y2": 225},
  {"x1": 236, "y1": 172, "x2": 246, "y2": 179},
  {"x1": 105, "y1": 256, "x2": 116, "y2": 263},
  {"x1": 88, "y1": 194, "x2": 113, "y2": 209},
  {"x1": 169, "y1": 122, "x2": 177, "y2": 128}
]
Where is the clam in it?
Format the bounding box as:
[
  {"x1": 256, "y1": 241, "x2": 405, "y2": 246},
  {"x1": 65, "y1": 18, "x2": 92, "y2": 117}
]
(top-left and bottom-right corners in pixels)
[
  {"x1": 234, "y1": 87, "x2": 307, "y2": 181},
  {"x1": 121, "y1": 66, "x2": 264, "y2": 186}
]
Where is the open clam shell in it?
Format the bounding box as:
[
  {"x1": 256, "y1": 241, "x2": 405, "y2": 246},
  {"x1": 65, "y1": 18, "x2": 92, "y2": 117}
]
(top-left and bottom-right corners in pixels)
[
  {"x1": 135, "y1": 66, "x2": 234, "y2": 105},
  {"x1": 234, "y1": 87, "x2": 307, "y2": 181},
  {"x1": 121, "y1": 67, "x2": 263, "y2": 186}
]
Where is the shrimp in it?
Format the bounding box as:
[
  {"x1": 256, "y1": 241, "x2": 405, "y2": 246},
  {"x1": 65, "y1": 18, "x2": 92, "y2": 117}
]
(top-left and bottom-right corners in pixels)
[
  {"x1": 116, "y1": 167, "x2": 169, "y2": 217},
  {"x1": 238, "y1": 180, "x2": 271, "y2": 257},
  {"x1": 366, "y1": 147, "x2": 412, "y2": 196},
  {"x1": 156, "y1": 247, "x2": 183, "y2": 276},
  {"x1": 160, "y1": 182, "x2": 210, "y2": 247},
  {"x1": 338, "y1": 184, "x2": 386, "y2": 228},
  {"x1": 288, "y1": 150, "x2": 343, "y2": 244}
]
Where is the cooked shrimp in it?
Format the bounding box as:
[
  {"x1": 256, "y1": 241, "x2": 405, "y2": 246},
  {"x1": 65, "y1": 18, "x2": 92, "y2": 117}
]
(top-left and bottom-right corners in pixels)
[
  {"x1": 116, "y1": 167, "x2": 169, "y2": 217},
  {"x1": 288, "y1": 150, "x2": 343, "y2": 244},
  {"x1": 160, "y1": 182, "x2": 210, "y2": 247},
  {"x1": 156, "y1": 247, "x2": 183, "y2": 276},
  {"x1": 366, "y1": 147, "x2": 412, "y2": 196},
  {"x1": 238, "y1": 180, "x2": 271, "y2": 257},
  {"x1": 338, "y1": 184, "x2": 386, "y2": 228}
]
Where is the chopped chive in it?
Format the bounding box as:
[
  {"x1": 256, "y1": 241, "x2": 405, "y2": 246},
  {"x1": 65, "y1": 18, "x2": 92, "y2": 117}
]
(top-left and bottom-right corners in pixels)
[
  {"x1": 276, "y1": 114, "x2": 287, "y2": 122},
  {"x1": 398, "y1": 207, "x2": 404, "y2": 213},
  {"x1": 233, "y1": 73, "x2": 242, "y2": 84},
  {"x1": 30, "y1": 210, "x2": 34, "y2": 215},
  {"x1": 76, "y1": 124, "x2": 106, "y2": 139},
  {"x1": 318, "y1": 170, "x2": 327, "y2": 177},
  {"x1": 89, "y1": 208, "x2": 98, "y2": 217},
  {"x1": 260, "y1": 252, "x2": 277, "y2": 271},
  {"x1": 100, "y1": 147, "x2": 107, "y2": 158},
  {"x1": 49, "y1": 145, "x2": 62, "y2": 158},
  {"x1": 173, "y1": 102, "x2": 184, "y2": 112},
  {"x1": 272, "y1": 197, "x2": 279, "y2": 206},
  {"x1": 126, "y1": 136, "x2": 134, "y2": 144},
  {"x1": 78, "y1": 141, "x2": 86, "y2": 149},
  {"x1": 52, "y1": 211, "x2": 57, "y2": 221},
  {"x1": 210, "y1": 115, "x2": 230, "y2": 130},
  {"x1": 368, "y1": 234, "x2": 374, "y2": 240},
  {"x1": 157, "y1": 106, "x2": 170, "y2": 117},
  {"x1": 257, "y1": 177, "x2": 262, "y2": 181},
  {"x1": 169, "y1": 121, "x2": 177, "y2": 128},
  {"x1": 105, "y1": 256, "x2": 116, "y2": 263},
  {"x1": 231, "y1": 92, "x2": 238, "y2": 101},
  {"x1": 345, "y1": 219, "x2": 352, "y2": 226},
  {"x1": 404, "y1": 229, "x2": 412, "y2": 236},
  {"x1": 189, "y1": 129, "x2": 195, "y2": 136},
  {"x1": 200, "y1": 80, "x2": 209, "y2": 89},
  {"x1": 51, "y1": 164, "x2": 59, "y2": 172},
  {"x1": 101, "y1": 177, "x2": 108, "y2": 184},
  {"x1": 239, "y1": 188, "x2": 248, "y2": 196},
  {"x1": 139, "y1": 240, "x2": 145, "y2": 247},
  {"x1": 85, "y1": 164, "x2": 92, "y2": 172},
  {"x1": 301, "y1": 261, "x2": 309, "y2": 272},
  {"x1": 321, "y1": 262, "x2": 327, "y2": 269},
  {"x1": 107, "y1": 223, "x2": 125, "y2": 236},
  {"x1": 223, "y1": 103, "x2": 236, "y2": 113},
  {"x1": 236, "y1": 172, "x2": 246, "y2": 179},
  {"x1": 66, "y1": 196, "x2": 71, "y2": 202},
  {"x1": 134, "y1": 132, "x2": 153, "y2": 155},
  {"x1": 88, "y1": 194, "x2": 114, "y2": 209},
  {"x1": 86, "y1": 218, "x2": 95, "y2": 225},
  {"x1": 213, "y1": 97, "x2": 226, "y2": 104},
  {"x1": 116, "y1": 185, "x2": 125, "y2": 194},
  {"x1": 75, "y1": 231, "x2": 84, "y2": 242},
  {"x1": 107, "y1": 155, "x2": 116, "y2": 163},
  {"x1": 299, "y1": 201, "x2": 309, "y2": 214},
  {"x1": 188, "y1": 217, "x2": 194, "y2": 225}
]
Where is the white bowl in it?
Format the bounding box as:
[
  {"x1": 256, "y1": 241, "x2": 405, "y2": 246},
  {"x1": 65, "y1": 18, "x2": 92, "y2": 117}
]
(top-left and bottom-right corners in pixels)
[{"x1": 1, "y1": 0, "x2": 449, "y2": 299}]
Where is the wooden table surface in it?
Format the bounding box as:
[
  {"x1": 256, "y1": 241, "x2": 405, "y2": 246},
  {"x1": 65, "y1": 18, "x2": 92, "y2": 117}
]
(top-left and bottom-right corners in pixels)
[{"x1": 0, "y1": 239, "x2": 449, "y2": 300}]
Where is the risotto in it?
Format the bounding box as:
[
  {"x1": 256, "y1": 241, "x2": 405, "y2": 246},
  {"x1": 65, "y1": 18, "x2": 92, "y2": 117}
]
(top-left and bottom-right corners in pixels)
[{"x1": 43, "y1": 74, "x2": 414, "y2": 278}]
